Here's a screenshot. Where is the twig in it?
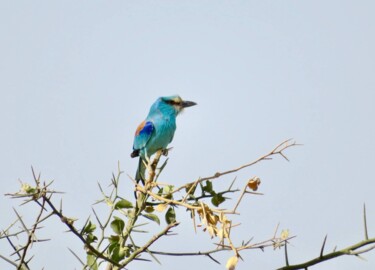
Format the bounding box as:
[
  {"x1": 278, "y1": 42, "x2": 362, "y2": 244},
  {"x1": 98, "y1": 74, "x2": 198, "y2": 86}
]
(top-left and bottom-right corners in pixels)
[
  {"x1": 42, "y1": 195, "x2": 121, "y2": 268},
  {"x1": 0, "y1": 254, "x2": 17, "y2": 267},
  {"x1": 17, "y1": 198, "x2": 46, "y2": 270},
  {"x1": 173, "y1": 139, "x2": 299, "y2": 194},
  {"x1": 284, "y1": 242, "x2": 289, "y2": 266},
  {"x1": 121, "y1": 222, "x2": 180, "y2": 267},
  {"x1": 277, "y1": 237, "x2": 375, "y2": 270},
  {"x1": 232, "y1": 179, "x2": 251, "y2": 213}
]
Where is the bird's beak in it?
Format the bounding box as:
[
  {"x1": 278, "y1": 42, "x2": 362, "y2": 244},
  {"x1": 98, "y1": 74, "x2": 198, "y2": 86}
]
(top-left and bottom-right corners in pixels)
[{"x1": 181, "y1": 100, "x2": 197, "y2": 108}]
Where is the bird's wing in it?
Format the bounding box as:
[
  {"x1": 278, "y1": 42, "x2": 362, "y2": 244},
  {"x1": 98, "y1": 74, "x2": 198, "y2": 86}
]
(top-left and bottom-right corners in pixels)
[{"x1": 133, "y1": 120, "x2": 155, "y2": 151}]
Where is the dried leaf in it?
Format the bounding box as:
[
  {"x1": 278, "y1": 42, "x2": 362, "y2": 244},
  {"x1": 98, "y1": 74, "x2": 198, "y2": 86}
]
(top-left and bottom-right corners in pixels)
[
  {"x1": 21, "y1": 183, "x2": 35, "y2": 194},
  {"x1": 155, "y1": 203, "x2": 168, "y2": 212},
  {"x1": 281, "y1": 229, "x2": 289, "y2": 240},
  {"x1": 226, "y1": 256, "x2": 238, "y2": 270},
  {"x1": 247, "y1": 177, "x2": 261, "y2": 191}
]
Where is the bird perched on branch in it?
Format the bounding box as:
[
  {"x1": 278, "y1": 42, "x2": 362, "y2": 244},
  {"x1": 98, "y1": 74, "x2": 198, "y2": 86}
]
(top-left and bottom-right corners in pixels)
[{"x1": 131, "y1": 95, "x2": 197, "y2": 183}]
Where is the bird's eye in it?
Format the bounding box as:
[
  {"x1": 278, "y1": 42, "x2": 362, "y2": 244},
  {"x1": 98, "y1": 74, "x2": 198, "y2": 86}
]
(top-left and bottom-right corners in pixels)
[{"x1": 165, "y1": 100, "x2": 180, "y2": 106}]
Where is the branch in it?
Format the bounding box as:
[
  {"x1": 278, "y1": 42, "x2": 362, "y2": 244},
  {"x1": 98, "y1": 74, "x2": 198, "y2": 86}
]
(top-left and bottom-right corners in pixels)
[
  {"x1": 174, "y1": 139, "x2": 299, "y2": 194},
  {"x1": 277, "y1": 238, "x2": 375, "y2": 270},
  {"x1": 121, "y1": 222, "x2": 179, "y2": 267},
  {"x1": 148, "y1": 237, "x2": 294, "y2": 261},
  {"x1": 42, "y1": 195, "x2": 122, "y2": 268},
  {"x1": 17, "y1": 198, "x2": 46, "y2": 270}
]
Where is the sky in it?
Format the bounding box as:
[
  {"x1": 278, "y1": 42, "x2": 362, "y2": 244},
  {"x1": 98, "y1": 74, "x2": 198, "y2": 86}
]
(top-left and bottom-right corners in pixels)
[{"x1": 1, "y1": 1, "x2": 375, "y2": 270}]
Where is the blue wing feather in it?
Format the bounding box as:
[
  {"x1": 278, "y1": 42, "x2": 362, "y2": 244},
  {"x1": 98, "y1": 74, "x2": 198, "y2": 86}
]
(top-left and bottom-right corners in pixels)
[{"x1": 133, "y1": 120, "x2": 154, "y2": 151}]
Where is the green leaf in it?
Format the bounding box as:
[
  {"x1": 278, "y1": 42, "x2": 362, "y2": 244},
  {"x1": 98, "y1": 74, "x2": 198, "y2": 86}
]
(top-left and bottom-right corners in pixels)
[
  {"x1": 142, "y1": 213, "x2": 160, "y2": 225},
  {"x1": 211, "y1": 193, "x2": 225, "y2": 207},
  {"x1": 163, "y1": 185, "x2": 174, "y2": 199},
  {"x1": 165, "y1": 207, "x2": 176, "y2": 224},
  {"x1": 145, "y1": 205, "x2": 154, "y2": 213},
  {"x1": 86, "y1": 234, "x2": 98, "y2": 245},
  {"x1": 82, "y1": 221, "x2": 96, "y2": 234},
  {"x1": 108, "y1": 241, "x2": 119, "y2": 255},
  {"x1": 203, "y1": 181, "x2": 213, "y2": 193},
  {"x1": 86, "y1": 254, "x2": 98, "y2": 270},
  {"x1": 110, "y1": 217, "x2": 125, "y2": 235},
  {"x1": 115, "y1": 199, "x2": 133, "y2": 209},
  {"x1": 110, "y1": 245, "x2": 126, "y2": 263},
  {"x1": 163, "y1": 185, "x2": 171, "y2": 193},
  {"x1": 108, "y1": 235, "x2": 120, "y2": 244}
]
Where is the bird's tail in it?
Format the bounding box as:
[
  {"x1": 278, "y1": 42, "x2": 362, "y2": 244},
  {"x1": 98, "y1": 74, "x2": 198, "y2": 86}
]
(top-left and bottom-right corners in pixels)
[{"x1": 135, "y1": 157, "x2": 147, "y2": 185}]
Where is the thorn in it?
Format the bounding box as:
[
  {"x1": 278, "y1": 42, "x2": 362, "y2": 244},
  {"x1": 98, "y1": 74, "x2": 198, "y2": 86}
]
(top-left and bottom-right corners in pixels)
[
  {"x1": 68, "y1": 247, "x2": 85, "y2": 266},
  {"x1": 363, "y1": 203, "x2": 369, "y2": 240},
  {"x1": 273, "y1": 222, "x2": 280, "y2": 239},
  {"x1": 280, "y1": 152, "x2": 290, "y2": 162},
  {"x1": 354, "y1": 254, "x2": 367, "y2": 261},
  {"x1": 320, "y1": 235, "x2": 327, "y2": 258},
  {"x1": 31, "y1": 166, "x2": 36, "y2": 181},
  {"x1": 206, "y1": 253, "x2": 220, "y2": 264},
  {"x1": 227, "y1": 177, "x2": 237, "y2": 191}
]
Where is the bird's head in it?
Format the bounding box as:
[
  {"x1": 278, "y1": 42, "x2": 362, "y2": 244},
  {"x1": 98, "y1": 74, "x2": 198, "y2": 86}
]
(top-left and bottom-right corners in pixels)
[{"x1": 159, "y1": 95, "x2": 197, "y2": 115}]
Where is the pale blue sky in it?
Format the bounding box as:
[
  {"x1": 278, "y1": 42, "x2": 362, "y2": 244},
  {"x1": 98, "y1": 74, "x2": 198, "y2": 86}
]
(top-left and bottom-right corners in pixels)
[{"x1": 1, "y1": 1, "x2": 375, "y2": 270}]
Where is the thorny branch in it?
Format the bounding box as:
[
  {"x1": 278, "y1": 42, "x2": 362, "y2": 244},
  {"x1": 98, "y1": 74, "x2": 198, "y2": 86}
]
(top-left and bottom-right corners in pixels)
[
  {"x1": 16, "y1": 198, "x2": 45, "y2": 270},
  {"x1": 122, "y1": 222, "x2": 179, "y2": 266},
  {"x1": 1, "y1": 139, "x2": 300, "y2": 270},
  {"x1": 3, "y1": 139, "x2": 374, "y2": 270},
  {"x1": 3, "y1": 170, "x2": 122, "y2": 269},
  {"x1": 278, "y1": 238, "x2": 375, "y2": 270},
  {"x1": 278, "y1": 204, "x2": 374, "y2": 270},
  {"x1": 173, "y1": 139, "x2": 300, "y2": 194}
]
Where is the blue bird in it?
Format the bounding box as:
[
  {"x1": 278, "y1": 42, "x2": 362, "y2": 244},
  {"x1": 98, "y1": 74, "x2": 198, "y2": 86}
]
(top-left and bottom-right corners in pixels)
[{"x1": 131, "y1": 95, "x2": 197, "y2": 183}]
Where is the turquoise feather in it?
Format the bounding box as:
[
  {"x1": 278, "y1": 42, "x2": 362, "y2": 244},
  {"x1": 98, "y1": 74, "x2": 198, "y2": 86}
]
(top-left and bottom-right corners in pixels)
[{"x1": 131, "y1": 95, "x2": 196, "y2": 183}]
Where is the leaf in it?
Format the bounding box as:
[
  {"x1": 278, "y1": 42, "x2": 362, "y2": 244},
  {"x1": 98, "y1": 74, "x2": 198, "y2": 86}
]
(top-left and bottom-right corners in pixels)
[
  {"x1": 86, "y1": 254, "x2": 98, "y2": 270},
  {"x1": 108, "y1": 235, "x2": 120, "y2": 244},
  {"x1": 211, "y1": 193, "x2": 225, "y2": 207},
  {"x1": 163, "y1": 185, "x2": 174, "y2": 199},
  {"x1": 82, "y1": 221, "x2": 96, "y2": 234},
  {"x1": 226, "y1": 255, "x2": 238, "y2": 270},
  {"x1": 165, "y1": 207, "x2": 176, "y2": 224},
  {"x1": 86, "y1": 233, "x2": 98, "y2": 245},
  {"x1": 110, "y1": 217, "x2": 125, "y2": 235},
  {"x1": 203, "y1": 181, "x2": 213, "y2": 193},
  {"x1": 155, "y1": 203, "x2": 168, "y2": 212},
  {"x1": 247, "y1": 177, "x2": 261, "y2": 191},
  {"x1": 142, "y1": 213, "x2": 160, "y2": 225},
  {"x1": 108, "y1": 241, "x2": 119, "y2": 254},
  {"x1": 115, "y1": 199, "x2": 133, "y2": 209},
  {"x1": 281, "y1": 229, "x2": 289, "y2": 240},
  {"x1": 144, "y1": 205, "x2": 154, "y2": 213},
  {"x1": 110, "y1": 245, "x2": 127, "y2": 263},
  {"x1": 21, "y1": 183, "x2": 36, "y2": 194}
]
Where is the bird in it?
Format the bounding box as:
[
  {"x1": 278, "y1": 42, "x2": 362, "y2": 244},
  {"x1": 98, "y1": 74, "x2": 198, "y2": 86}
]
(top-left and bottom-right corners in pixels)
[{"x1": 131, "y1": 95, "x2": 197, "y2": 183}]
